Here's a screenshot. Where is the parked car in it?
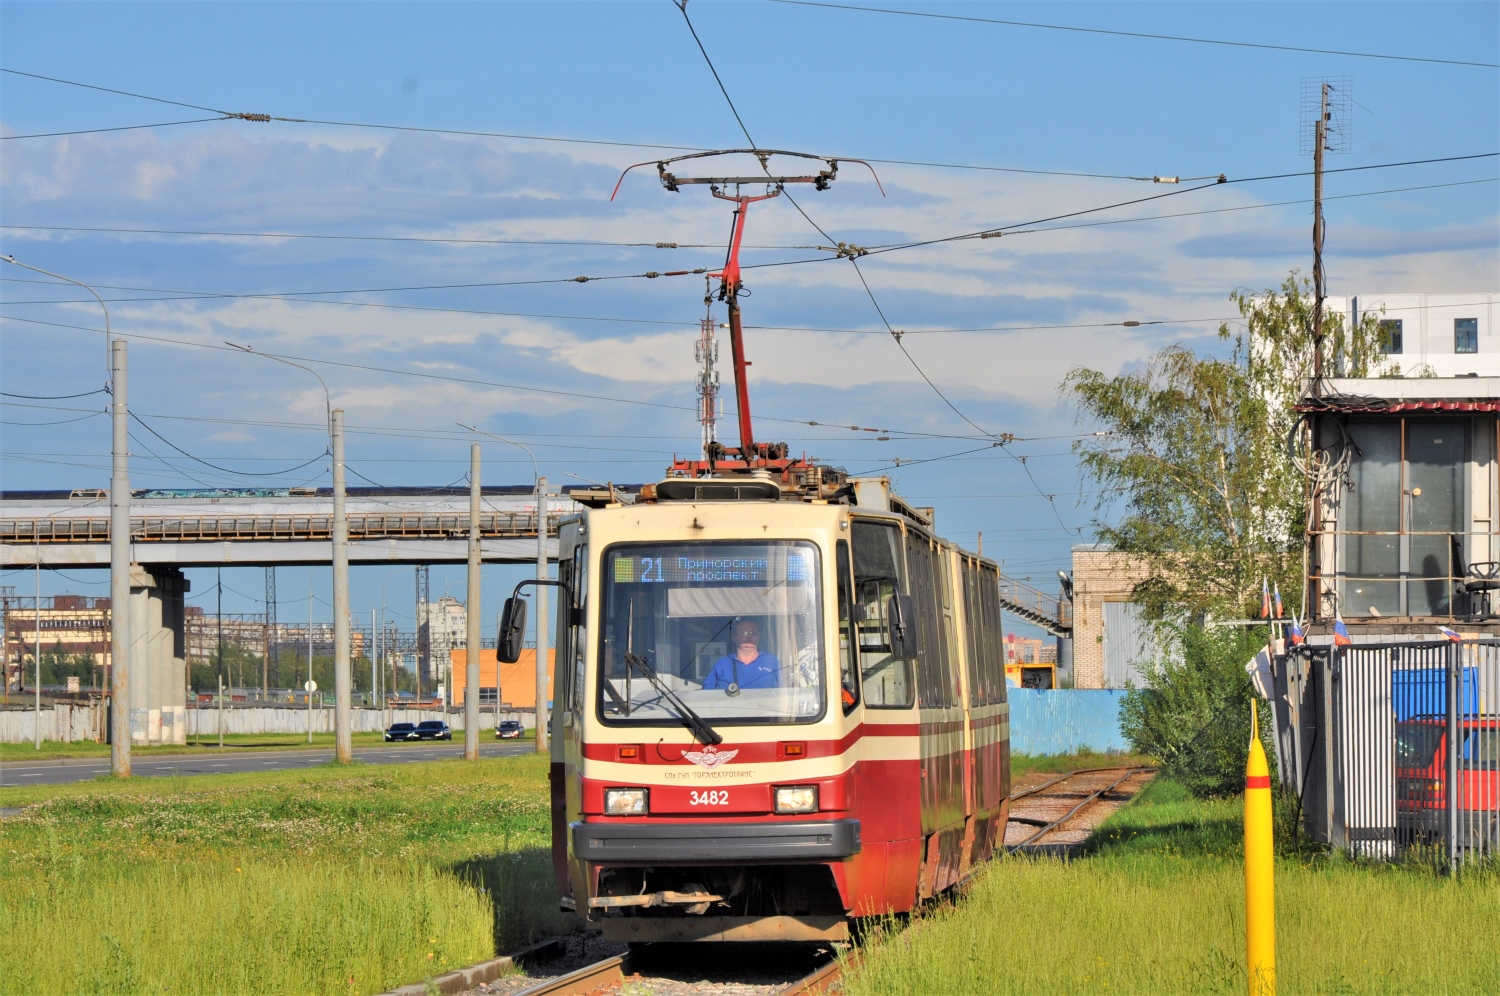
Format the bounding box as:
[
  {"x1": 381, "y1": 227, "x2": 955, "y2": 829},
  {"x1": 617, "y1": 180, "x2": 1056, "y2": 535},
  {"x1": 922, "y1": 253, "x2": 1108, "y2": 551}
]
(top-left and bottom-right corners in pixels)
[
  {"x1": 413, "y1": 719, "x2": 452, "y2": 741},
  {"x1": 384, "y1": 722, "x2": 419, "y2": 742},
  {"x1": 496, "y1": 720, "x2": 523, "y2": 740},
  {"x1": 1396, "y1": 716, "x2": 1499, "y2": 850}
]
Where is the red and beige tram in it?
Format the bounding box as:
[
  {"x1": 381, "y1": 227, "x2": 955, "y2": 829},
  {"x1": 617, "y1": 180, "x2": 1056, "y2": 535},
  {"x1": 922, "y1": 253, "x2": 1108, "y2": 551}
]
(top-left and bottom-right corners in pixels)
[{"x1": 500, "y1": 468, "x2": 1010, "y2": 943}]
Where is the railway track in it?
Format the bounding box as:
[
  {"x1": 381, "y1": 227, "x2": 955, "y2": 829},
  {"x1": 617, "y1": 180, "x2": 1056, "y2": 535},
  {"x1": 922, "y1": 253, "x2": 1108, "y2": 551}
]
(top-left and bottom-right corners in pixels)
[
  {"x1": 442, "y1": 764, "x2": 1153, "y2": 996},
  {"x1": 1004, "y1": 764, "x2": 1155, "y2": 854}
]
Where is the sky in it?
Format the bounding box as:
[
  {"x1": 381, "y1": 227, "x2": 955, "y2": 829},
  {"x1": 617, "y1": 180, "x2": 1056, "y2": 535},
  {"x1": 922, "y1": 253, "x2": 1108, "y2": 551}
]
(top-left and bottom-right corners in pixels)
[{"x1": 1, "y1": 1, "x2": 1497, "y2": 636}]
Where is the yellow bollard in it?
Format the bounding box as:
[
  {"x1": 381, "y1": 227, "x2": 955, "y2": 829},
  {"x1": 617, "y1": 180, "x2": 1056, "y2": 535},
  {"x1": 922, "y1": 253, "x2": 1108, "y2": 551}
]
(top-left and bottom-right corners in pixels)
[{"x1": 1245, "y1": 698, "x2": 1276, "y2": 995}]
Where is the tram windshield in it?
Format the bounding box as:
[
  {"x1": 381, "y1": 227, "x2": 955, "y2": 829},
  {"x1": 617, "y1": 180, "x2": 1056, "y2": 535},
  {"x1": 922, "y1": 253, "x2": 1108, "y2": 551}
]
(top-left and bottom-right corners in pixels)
[{"x1": 597, "y1": 541, "x2": 825, "y2": 726}]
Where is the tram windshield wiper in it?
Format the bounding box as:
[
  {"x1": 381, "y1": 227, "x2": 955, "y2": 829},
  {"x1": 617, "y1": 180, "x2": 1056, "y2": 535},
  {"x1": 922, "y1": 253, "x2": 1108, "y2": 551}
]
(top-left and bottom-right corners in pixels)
[{"x1": 624, "y1": 652, "x2": 723, "y2": 747}]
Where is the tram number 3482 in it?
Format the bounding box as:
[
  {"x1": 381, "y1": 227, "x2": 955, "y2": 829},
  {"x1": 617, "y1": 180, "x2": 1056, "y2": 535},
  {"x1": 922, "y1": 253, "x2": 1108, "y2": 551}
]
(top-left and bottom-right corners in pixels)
[{"x1": 689, "y1": 790, "x2": 731, "y2": 806}]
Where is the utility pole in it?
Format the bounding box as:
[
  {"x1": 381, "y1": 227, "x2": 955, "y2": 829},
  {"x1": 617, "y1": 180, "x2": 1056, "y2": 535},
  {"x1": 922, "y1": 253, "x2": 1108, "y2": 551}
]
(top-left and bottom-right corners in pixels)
[
  {"x1": 415, "y1": 565, "x2": 429, "y2": 702},
  {"x1": 2, "y1": 256, "x2": 128, "y2": 768},
  {"x1": 535, "y1": 476, "x2": 549, "y2": 754},
  {"x1": 371, "y1": 608, "x2": 377, "y2": 709},
  {"x1": 216, "y1": 569, "x2": 224, "y2": 742},
  {"x1": 332, "y1": 409, "x2": 351, "y2": 764},
  {"x1": 264, "y1": 567, "x2": 277, "y2": 697},
  {"x1": 1312, "y1": 81, "x2": 1329, "y2": 380},
  {"x1": 307, "y1": 573, "x2": 314, "y2": 743},
  {"x1": 110, "y1": 339, "x2": 131, "y2": 776},
  {"x1": 34, "y1": 556, "x2": 41, "y2": 750},
  {"x1": 466, "y1": 444, "x2": 482, "y2": 760}
]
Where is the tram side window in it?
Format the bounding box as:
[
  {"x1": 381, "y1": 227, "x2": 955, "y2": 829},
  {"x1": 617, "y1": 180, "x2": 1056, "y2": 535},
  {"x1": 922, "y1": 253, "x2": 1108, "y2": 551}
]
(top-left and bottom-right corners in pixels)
[
  {"x1": 851, "y1": 520, "x2": 913, "y2": 709},
  {"x1": 905, "y1": 532, "x2": 954, "y2": 709},
  {"x1": 836, "y1": 541, "x2": 860, "y2": 713},
  {"x1": 569, "y1": 545, "x2": 588, "y2": 718},
  {"x1": 979, "y1": 564, "x2": 1007, "y2": 705},
  {"x1": 963, "y1": 560, "x2": 985, "y2": 707}
]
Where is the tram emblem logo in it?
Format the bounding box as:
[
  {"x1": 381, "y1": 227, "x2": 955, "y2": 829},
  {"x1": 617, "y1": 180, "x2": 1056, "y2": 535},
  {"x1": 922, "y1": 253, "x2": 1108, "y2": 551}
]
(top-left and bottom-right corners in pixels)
[{"x1": 681, "y1": 745, "x2": 739, "y2": 768}]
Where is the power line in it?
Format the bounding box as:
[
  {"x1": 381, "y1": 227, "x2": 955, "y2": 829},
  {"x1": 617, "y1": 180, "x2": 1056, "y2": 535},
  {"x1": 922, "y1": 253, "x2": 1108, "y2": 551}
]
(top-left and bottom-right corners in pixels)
[
  {"x1": 0, "y1": 117, "x2": 229, "y2": 141},
  {"x1": 0, "y1": 224, "x2": 820, "y2": 251},
  {"x1": 766, "y1": 0, "x2": 1500, "y2": 69},
  {"x1": 129, "y1": 411, "x2": 331, "y2": 477}
]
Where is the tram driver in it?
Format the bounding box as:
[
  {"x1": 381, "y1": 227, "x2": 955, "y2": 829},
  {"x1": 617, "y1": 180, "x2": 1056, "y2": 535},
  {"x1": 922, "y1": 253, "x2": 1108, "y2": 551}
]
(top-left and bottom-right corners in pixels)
[{"x1": 702, "y1": 618, "x2": 782, "y2": 691}]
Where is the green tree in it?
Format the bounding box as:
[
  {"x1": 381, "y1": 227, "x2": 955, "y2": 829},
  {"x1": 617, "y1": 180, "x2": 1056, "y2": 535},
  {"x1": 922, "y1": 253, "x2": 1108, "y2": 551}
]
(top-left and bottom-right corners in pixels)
[
  {"x1": 1064, "y1": 271, "x2": 1390, "y2": 620},
  {"x1": 1117, "y1": 623, "x2": 1270, "y2": 796}
]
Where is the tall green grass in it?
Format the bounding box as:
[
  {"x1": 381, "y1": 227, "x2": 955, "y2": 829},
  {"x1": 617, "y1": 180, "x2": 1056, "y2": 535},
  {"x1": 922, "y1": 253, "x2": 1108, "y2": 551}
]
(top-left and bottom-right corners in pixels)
[
  {"x1": 847, "y1": 779, "x2": 1500, "y2": 995},
  {"x1": 0, "y1": 756, "x2": 576, "y2": 995}
]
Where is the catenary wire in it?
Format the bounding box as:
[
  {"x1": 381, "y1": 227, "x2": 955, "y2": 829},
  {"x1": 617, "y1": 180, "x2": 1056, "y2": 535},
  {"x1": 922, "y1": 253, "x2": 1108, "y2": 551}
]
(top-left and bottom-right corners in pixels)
[
  {"x1": 130, "y1": 411, "x2": 331, "y2": 477},
  {"x1": 0, "y1": 387, "x2": 108, "y2": 400},
  {"x1": 765, "y1": 0, "x2": 1500, "y2": 69},
  {"x1": 0, "y1": 117, "x2": 229, "y2": 141},
  {"x1": 0, "y1": 67, "x2": 1186, "y2": 181}
]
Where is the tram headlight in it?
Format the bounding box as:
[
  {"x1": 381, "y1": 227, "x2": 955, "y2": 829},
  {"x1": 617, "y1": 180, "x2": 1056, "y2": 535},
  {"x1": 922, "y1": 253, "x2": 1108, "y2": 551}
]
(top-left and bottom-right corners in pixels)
[
  {"x1": 774, "y1": 785, "x2": 819, "y2": 814},
  {"x1": 604, "y1": 787, "x2": 648, "y2": 815}
]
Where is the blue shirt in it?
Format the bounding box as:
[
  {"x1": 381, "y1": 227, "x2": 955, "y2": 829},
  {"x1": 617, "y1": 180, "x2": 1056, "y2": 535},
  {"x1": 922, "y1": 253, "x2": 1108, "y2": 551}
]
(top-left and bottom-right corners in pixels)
[{"x1": 703, "y1": 651, "x2": 782, "y2": 690}]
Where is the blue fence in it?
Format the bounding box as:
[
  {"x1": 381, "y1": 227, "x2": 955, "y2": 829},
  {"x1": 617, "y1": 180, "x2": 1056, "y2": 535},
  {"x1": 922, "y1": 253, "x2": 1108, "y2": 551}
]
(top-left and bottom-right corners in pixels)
[{"x1": 1008, "y1": 688, "x2": 1129, "y2": 755}]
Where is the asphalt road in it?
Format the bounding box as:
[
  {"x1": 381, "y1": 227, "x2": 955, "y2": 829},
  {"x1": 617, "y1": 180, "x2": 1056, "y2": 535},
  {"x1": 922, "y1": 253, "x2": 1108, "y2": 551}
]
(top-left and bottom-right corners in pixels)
[{"x1": 0, "y1": 741, "x2": 536, "y2": 787}]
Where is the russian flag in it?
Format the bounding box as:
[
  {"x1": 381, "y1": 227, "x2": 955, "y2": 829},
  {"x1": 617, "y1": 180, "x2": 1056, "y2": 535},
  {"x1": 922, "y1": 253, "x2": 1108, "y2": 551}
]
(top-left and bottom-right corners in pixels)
[
  {"x1": 1273, "y1": 583, "x2": 1284, "y2": 619},
  {"x1": 1439, "y1": 626, "x2": 1462, "y2": 643},
  {"x1": 1287, "y1": 613, "x2": 1305, "y2": 647},
  {"x1": 1333, "y1": 612, "x2": 1353, "y2": 647}
]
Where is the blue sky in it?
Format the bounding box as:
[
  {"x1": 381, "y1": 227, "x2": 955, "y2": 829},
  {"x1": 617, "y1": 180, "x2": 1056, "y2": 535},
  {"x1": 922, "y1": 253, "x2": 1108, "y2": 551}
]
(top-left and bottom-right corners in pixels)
[{"x1": 2, "y1": 1, "x2": 1496, "y2": 633}]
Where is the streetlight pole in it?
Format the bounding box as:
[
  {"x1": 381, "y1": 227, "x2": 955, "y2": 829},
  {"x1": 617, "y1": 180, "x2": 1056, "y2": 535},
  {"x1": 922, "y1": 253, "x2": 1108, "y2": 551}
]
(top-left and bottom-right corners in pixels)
[
  {"x1": 225, "y1": 342, "x2": 347, "y2": 756},
  {"x1": 331, "y1": 408, "x2": 351, "y2": 764},
  {"x1": 457, "y1": 425, "x2": 549, "y2": 752},
  {"x1": 2, "y1": 255, "x2": 131, "y2": 776},
  {"x1": 465, "y1": 444, "x2": 482, "y2": 760}
]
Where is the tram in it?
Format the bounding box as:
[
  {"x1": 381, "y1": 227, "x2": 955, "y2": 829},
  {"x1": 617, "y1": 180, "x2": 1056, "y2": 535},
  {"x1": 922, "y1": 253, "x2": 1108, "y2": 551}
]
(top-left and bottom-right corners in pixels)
[
  {"x1": 495, "y1": 148, "x2": 1010, "y2": 943},
  {"x1": 498, "y1": 468, "x2": 1010, "y2": 943}
]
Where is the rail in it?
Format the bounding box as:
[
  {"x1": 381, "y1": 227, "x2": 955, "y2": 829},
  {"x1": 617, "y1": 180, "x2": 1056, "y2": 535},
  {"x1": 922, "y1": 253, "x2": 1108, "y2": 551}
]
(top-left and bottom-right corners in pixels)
[
  {"x1": 1006, "y1": 765, "x2": 1154, "y2": 851},
  {"x1": 0, "y1": 511, "x2": 558, "y2": 545},
  {"x1": 998, "y1": 574, "x2": 1072, "y2": 636}
]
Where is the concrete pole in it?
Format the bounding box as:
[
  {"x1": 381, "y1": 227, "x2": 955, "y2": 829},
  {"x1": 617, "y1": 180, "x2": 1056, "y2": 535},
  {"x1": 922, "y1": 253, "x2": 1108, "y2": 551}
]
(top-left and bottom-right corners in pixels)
[
  {"x1": 466, "y1": 444, "x2": 482, "y2": 760},
  {"x1": 34, "y1": 554, "x2": 41, "y2": 750},
  {"x1": 332, "y1": 408, "x2": 352, "y2": 764},
  {"x1": 371, "y1": 608, "x2": 377, "y2": 709},
  {"x1": 307, "y1": 576, "x2": 314, "y2": 744},
  {"x1": 535, "y1": 476, "x2": 549, "y2": 753},
  {"x1": 109, "y1": 339, "x2": 131, "y2": 776}
]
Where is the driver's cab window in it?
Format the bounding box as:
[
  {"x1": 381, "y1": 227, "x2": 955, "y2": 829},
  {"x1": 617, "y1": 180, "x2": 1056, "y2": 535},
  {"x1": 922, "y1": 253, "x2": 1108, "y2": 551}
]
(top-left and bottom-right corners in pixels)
[{"x1": 852, "y1": 520, "x2": 913, "y2": 708}]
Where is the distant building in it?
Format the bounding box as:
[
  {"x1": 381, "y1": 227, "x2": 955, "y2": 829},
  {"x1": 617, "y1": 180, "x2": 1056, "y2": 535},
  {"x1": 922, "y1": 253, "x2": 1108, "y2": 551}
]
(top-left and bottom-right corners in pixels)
[
  {"x1": 449, "y1": 647, "x2": 555, "y2": 709},
  {"x1": 2, "y1": 594, "x2": 111, "y2": 689},
  {"x1": 1326, "y1": 293, "x2": 1497, "y2": 377},
  {"x1": 1068, "y1": 545, "x2": 1154, "y2": 690},
  {"x1": 420, "y1": 596, "x2": 467, "y2": 700}
]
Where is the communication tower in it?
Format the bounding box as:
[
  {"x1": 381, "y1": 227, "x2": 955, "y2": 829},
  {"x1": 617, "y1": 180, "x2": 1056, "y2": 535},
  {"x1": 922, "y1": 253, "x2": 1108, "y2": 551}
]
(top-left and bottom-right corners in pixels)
[{"x1": 695, "y1": 315, "x2": 720, "y2": 453}]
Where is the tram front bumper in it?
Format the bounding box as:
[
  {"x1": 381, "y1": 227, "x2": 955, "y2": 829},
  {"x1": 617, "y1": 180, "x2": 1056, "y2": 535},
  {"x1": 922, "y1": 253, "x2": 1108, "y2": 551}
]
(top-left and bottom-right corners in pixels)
[{"x1": 572, "y1": 818, "x2": 860, "y2": 863}]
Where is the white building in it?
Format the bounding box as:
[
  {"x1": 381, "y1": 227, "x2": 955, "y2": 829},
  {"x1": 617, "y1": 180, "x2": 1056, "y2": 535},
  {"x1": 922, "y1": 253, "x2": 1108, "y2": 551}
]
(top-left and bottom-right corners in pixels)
[
  {"x1": 419, "y1": 595, "x2": 467, "y2": 700},
  {"x1": 1327, "y1": 293, "x2": 1499, "y2": 377}
]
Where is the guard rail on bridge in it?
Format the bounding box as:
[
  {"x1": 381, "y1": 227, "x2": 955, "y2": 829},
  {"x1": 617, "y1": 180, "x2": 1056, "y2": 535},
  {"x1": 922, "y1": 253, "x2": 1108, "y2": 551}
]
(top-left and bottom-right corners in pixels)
[
  {"x1": 998, "y1": 575, "x2": 1072, "y2": 636},
  {"x1": 1, "y1": 510, "x2": 554, "y2": 545}
]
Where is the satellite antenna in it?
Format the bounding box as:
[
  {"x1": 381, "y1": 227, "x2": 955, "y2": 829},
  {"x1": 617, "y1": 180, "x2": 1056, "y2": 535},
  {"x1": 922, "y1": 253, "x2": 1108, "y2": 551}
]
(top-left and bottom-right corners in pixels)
[{"x1": 613, "y1": 149, "x2": 882, "y2": 473}]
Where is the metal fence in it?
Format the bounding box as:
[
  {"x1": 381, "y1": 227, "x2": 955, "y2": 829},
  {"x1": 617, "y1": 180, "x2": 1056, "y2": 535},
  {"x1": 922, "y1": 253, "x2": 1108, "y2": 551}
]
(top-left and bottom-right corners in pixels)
[{"x1": 1274, "y1": 639, "x2": 1499, "y2": 869}]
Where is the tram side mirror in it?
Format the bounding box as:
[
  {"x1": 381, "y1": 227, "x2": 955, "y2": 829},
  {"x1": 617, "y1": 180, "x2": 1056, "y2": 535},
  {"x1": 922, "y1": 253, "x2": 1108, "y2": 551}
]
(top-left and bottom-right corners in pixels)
[
  {"x1": 888, "y1": 593, "x2": 919, "y2": 660},
  {"x1": 498, "y1": 597, "x2": 527, "y2": 664}
]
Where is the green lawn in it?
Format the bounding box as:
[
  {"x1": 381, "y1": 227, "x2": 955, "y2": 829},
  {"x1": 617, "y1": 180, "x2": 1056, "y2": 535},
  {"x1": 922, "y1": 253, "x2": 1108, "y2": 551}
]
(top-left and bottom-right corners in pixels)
[
  {"x1": 845, "y1": 778, "x2": 1500, "y2": 995},
  {"x1": 0, "y1": 754, "x2": 572, "y2": 995},
  {"x1": 1010, "y1": 749, "x2": 1154, "y2": 779}
]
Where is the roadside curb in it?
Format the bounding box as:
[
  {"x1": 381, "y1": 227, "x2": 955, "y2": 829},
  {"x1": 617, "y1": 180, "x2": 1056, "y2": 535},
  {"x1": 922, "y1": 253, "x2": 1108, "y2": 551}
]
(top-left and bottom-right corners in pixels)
[{"x1": 377, "y1": 938, "x2": 561, "y2": 996}]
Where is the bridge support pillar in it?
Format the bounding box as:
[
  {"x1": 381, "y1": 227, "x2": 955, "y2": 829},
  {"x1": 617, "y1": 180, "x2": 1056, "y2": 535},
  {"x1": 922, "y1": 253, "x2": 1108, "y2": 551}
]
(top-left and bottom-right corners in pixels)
[{"x1": 127, "y1": 566, "x2": 189, "y2": 745}]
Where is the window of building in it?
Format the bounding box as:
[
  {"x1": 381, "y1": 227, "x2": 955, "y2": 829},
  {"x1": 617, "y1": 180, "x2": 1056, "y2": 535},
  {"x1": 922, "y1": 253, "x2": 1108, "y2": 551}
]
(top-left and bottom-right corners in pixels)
[
  {"x1": 478, "y1": 687, "x2": 498, "y2": 704},
  {"x1": 1379, "y1": 319, "x2": 1403, "y2": 354},
  {"x1": 1455, "y1": 318, "x2": 1478, "y2": 354}
]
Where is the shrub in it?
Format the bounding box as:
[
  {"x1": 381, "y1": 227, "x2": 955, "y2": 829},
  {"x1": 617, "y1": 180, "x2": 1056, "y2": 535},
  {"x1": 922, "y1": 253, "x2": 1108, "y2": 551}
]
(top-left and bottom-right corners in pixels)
[{"x1": 1118, "y1": 623, "x2": 1271, "y2": 797}]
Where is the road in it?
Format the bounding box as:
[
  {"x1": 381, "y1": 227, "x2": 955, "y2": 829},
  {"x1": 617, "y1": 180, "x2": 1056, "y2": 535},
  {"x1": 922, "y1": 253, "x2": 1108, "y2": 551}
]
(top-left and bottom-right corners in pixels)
[{"x1": 0, "y1": 741, "x2": 536, "y2": 787}]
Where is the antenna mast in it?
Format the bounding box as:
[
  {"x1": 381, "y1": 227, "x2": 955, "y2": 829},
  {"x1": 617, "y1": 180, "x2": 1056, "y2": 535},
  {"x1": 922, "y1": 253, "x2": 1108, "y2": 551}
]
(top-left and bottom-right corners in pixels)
[{"x1": 695, "y1": 314, "x2": 720, "y2": 454}]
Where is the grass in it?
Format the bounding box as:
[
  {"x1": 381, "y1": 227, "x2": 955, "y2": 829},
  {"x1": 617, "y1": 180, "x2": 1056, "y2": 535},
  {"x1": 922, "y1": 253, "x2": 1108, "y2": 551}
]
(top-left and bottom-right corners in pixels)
[
  {"x1": 1011, "y1": 749, "x2": 1155, "y2": 780},
  {"x1": 846, "y1": 778, "x2": 1500, "y2": 995},
  {"x1": 0, "y1": 754, "x2": 574, "y2": 995}
]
